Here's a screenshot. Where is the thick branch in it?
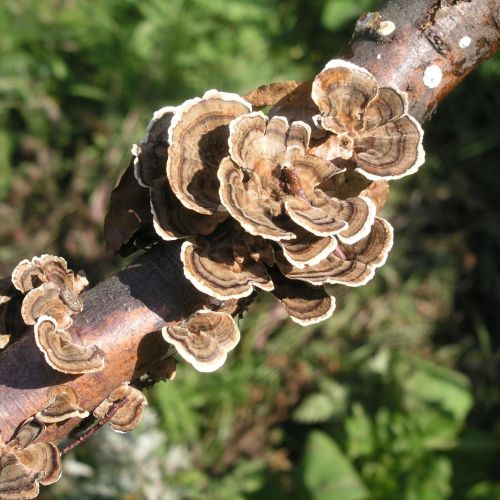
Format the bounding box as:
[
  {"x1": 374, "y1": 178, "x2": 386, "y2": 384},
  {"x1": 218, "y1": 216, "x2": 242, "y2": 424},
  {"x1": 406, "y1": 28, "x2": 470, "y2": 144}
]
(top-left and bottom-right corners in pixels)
[{"x1": 0, "y1": 0, "x2": 499, "y2": 444}]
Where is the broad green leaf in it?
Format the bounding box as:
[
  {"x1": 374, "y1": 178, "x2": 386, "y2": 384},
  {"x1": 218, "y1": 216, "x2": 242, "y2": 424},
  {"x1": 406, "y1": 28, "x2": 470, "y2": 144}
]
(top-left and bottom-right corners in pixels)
[
  {"x1": 302, "y1": 430, "x2": 368, "y2": 500},
  {"x1": 293, "y1": 393, "x2": 335, "y2": 424}
]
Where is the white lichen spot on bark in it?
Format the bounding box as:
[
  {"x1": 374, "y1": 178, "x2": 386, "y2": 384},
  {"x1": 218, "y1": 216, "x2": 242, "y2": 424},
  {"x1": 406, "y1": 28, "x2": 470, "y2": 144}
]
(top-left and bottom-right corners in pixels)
[
  {"x1": 459, "y1": 36, "x2": 471, "y2": 48},
  {"x1": 378, "y1": 20, "x2": 395, "y2": 36},
  {"x1": 423, "y1": 65, "x2": 442, "y2": 88}
]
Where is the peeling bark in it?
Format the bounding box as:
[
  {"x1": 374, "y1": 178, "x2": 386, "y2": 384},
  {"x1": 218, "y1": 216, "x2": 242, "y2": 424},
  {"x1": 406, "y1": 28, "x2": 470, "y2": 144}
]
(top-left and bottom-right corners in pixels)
[{"x1": 0, "y1": 0, "x2": 499, "y2": 446}]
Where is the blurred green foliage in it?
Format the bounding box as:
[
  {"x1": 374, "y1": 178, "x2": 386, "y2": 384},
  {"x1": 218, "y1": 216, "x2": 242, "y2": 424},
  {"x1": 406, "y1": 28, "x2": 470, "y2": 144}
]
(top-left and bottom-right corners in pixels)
[{"x1": 1, "y1": 0, "x2": 499, "y2": 499}]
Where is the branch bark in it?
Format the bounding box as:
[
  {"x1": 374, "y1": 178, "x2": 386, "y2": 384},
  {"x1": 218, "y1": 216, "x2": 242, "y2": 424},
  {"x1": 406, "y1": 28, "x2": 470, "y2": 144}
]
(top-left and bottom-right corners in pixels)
[{"x1": 1, "y1": 0, "x2": 499, "y2": 445}]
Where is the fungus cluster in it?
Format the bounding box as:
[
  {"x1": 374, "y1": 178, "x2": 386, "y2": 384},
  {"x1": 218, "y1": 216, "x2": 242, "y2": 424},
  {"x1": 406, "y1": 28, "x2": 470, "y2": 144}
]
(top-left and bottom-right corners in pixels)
[
  {"x1": 106, "y1": 59, "x2": 425, "y2": 373},
  {"x1": 0, "y1": 381, "x2": 148, "y2": 498},
  {"x1": 0, "y1": 420, "x2": 61, "y2": 499},
  {"x1": 7, "y1": 255, "x2": 105, "y2": 374}
]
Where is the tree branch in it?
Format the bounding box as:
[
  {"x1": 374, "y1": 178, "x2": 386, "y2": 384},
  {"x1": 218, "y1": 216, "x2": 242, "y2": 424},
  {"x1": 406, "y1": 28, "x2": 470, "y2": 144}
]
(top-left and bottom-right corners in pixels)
[{"x1": 1, "y1": 0, "x2": 499, "y2": 445}]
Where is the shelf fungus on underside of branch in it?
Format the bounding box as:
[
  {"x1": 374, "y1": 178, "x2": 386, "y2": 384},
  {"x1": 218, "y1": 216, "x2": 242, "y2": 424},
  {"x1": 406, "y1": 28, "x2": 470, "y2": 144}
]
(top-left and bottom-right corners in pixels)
[
  {"x1": 162, "y1": 310, "x2": 240, "y2": 372},
  {"x1": 0, "y1": 420, "x2": 61, "y2": 500}
]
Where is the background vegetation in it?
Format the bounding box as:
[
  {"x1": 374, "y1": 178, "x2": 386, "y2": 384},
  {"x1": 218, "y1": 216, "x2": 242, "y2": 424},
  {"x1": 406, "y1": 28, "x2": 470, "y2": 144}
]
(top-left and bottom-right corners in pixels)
[{"x1": 1, "y1": 0, "x2": 499, "y2": 498}]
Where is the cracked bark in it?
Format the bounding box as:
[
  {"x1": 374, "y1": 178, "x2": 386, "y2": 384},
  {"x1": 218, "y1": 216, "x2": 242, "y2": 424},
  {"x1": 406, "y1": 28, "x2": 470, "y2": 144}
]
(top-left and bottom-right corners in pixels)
[{"x1": 0, "y1": 0, "x2": 499, "y2": 446}]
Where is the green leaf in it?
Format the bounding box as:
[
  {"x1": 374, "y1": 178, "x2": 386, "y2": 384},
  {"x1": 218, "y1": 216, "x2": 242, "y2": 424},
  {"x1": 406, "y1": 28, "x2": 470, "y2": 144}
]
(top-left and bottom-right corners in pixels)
[
  {"x1": 293, "y1": 393, "x2": 335, "y2": 424},
  {"x1": 402, "y1": 353, "x2": 473, "y2": 424},
  {"x1": 345, "y1": 403, "x2": 374, "y2": 459},
  {"x1": 302, "y1": 430, "x2": 368, "y2": 500}
]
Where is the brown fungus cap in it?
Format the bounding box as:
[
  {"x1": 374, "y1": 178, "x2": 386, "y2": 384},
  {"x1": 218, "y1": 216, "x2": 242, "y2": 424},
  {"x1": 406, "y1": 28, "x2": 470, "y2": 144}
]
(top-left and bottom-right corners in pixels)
[
  {"x1": 271, "y1": 275, "x2": 336, "y2": 326},
  {"x1": 279, "y1": 229, "x2": 338, "y2": 269},
  {"x1": 180, "y1": 224, "x2": 274, "y2": 301},
  {"x1": 277, "y1": 216, "x2": 393, "y2": 287},
  {"x1": 163, "y1": 310, "x2": 240, "y2": 372},
  {"x1": 150, "y1": 179, "x2": 226, "y2": 241},
  {"x1": 0, "y1": 452, "x2": 43, "y2": 500},
  {"x1": 219, "y1": 112, "x2": 376, "y2": 247},
  {"x1": 34, "y1": 315, "x2": 105, "y2": 374},
  {"x1": 167, "y1": 89, "x2": 252, "y2": 215},
  {"x1": 14, "y1": 442, "x2": 61, "y2": 487},
  {"x1": 11, "y1": 255, "x2": 87, "y2": 313},
  {"x1": 0, "y1": 420, "x2": 61, "y2": 499},
  {"x1": 93, "y1": 383, "x2": 147, "y2": 433},
  {"x1": 132, "y1": 106, "x2": 176, "y2": 188},
  {"x1": 21, "y1": 282, "x2": 73, "y2": 329},
  {"x1": 312, "y1": 59, "x2": 425, "y2": 180},
  {"x1": 8, "y1": 419, "x2": 45, "y2": 450},
  {"x1": 36, "y1": 387, "x2": 89, "y2": 424}
]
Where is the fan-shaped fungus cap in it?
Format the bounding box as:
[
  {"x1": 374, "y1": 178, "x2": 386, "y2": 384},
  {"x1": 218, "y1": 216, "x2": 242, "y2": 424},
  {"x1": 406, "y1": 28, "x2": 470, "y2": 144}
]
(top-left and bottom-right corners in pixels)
[
  {"x1": 150, "y1": 179, "x2": 226, "y2": 241},
  {"x1": 10, "y1": 259, "x2": 45, "y2": 295},
  {"x1": 279, "y1": 230, "x2": 338, "y2": 269},
  {"x1": 14, "y1": 442, "x2": 61, "y2": 487},
  {"x1": 8, "y1": 419, "x2": 45, "y2": 450},
  {"x1": 180, "y1": 225, "x2": 274, "y2": 301},
  {"x1": 93, "y1": 383, "x2": 147, "y2": 433},
  {"x1": 272, "y1": 276, "x2": 336, "y2": 326},
  {"x1": 21, "y1": 282, "x2": 73, "y2": 329},
  {"x1": 219, "y1": 112, "x2": 375, "y2": 245},
  {"x1": 132, "y1": 106, "x2": 176, "y2": 188},
  {"x1": 312, "y1": 59, "x2": 425, "y2": 180},
  {"x1": 34, "y1": 315, "x2": 105, "y2": 374},
  {"x1": 36, "y1": 387, "x2": 89, "y2": 423},
  {"x1": 277, "y1": 217, "x2": 393, "y2": 287},
  {"x1": 162, "y1": 310, "x2": 240, "y2": 372},
  {"x1": 167, "y1": 89, "x2": 252, "y2": 215},
  {"x1": 0, "y1": 420, "x2": 62, "y2": 498},
  {"x1": 0, "y1": 452, "x2": 43, "y2": 500},
  {"x1": 11, "y1": 255, "x2": 86, "y2": 313}
]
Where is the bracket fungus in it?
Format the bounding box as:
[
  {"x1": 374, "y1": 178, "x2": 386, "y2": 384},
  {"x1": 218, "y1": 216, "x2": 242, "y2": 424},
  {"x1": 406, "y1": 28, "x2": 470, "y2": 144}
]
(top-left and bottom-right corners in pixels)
[
  {"x1": 21, "y1": 282, "x2": 73, "y2": 330},
  {"x1": 163, "y1": 310, "x2": 240, "y2": 372},
  {"x1": 102, "y1": 57, "x2": 425, "y2": 372},
  {"x1": 34, "y1": 316, "x2": 105, "y2": 374},
  {"x1": 132, "y1": 106, "x2": 176, "y2": 189},
  {"x1": 312, "y1": 59, "x2": 425, "y2": 180},
  {"x1": 93, "y1": 383, "x2": 147, "y2": 433},
  {"x1": 167, "y1": 89, "x2": 252, "y2": 215},
  {"x1": 277, "y1": 217, "x2": 393, "y2": 287},
  {"x1": 35, "y1": 387, "x2": 89, "y2": 424},
  {"x1": 271, "y1": 275, "x2": 336, "y2": 326},
  {"x1": 11, "y1": 255, "x2": 87, "y2": 314},
  {"x1": 219, "y1": 113, "x2": 376, "y2": 247},
  {"x1": 180, "y1": 222, "x2": 274, "y2": 301},
  {"x1": 0, "y1": 420, "x2": 61, "y2": 499},
  {"x1": 150, "y1": 179, "x2": 226, "y2": 241}
]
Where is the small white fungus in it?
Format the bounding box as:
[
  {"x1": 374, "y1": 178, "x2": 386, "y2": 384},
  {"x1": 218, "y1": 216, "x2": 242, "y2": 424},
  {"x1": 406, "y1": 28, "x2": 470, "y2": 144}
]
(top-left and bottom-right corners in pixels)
[
  {"x1": 459, "y1": 36, "x2": 471, "y2": 48},
  {"x1": 376, "y1": 53, "x2": 382, "y2": 60},
  {"x1": 423, "y1": 65, "x2": 442, "y2": 89}
]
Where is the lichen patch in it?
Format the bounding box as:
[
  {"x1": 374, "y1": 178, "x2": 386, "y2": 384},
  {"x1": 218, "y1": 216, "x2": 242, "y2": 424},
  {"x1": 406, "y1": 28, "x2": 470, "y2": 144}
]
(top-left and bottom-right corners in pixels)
[{"x1": 423, "y1": 65, "x2": 442, "y2": 88}]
